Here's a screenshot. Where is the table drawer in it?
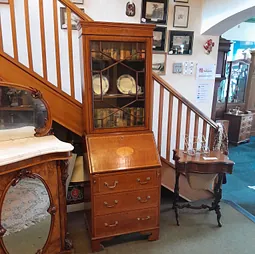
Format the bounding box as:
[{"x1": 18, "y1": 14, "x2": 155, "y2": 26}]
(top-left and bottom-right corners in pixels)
[
  {"x1": 92, "y1": 169, "x2": 158, "y2": 194},
  {"x1": 94, "y1": 188, "x2": 159, "y2": 216},
  {"x1": 94, "y1": 207, "x2": 158, "y2": 237}
]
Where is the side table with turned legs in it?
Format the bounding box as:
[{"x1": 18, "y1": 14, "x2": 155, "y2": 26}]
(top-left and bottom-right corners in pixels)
[{"x1": 173, "y1": 149, "x2": 234, "y2": 227}]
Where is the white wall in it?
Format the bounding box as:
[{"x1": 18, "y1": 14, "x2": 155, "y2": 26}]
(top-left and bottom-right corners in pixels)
[
  {"x1": 222, "y1": 22, "x2": 255, "y2": 42},
  {"x1": 84, "y1": 0, "x2": 142, "y2": 23},
  {"x1": 201, "y1": 0, "x2": 255, "y2": 35}
]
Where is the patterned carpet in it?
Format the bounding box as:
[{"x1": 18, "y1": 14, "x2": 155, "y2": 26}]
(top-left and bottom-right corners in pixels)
[
  {"x1": 223, "y1": 136, "x2": 255, "y2": 216},
  {"x1": 2, "y1": 178, "x2": 50, "y2": 236}
]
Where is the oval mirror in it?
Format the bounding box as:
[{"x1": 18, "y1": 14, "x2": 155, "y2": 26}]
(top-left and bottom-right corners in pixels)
[
  {"x1": 1, "y1": 177, "x2": 51, "y2": 254},
  {"x1": 0, "y1": 84, "x2": 49, "y2": 135}
]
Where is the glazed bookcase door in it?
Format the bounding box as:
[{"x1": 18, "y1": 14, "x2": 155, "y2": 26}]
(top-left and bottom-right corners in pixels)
[{"x1": 89, "y1": 38, "x2": 150, "y2": 133}]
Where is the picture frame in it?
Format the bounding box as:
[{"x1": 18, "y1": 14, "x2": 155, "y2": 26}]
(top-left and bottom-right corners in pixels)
[
  {"x1": 152, "y1": 53, "x2": 167, "y2": 75},
  {"x1": 168, "y1": 30, "x2": 194, "y2": 55},
  {"x1": 153, "y1": 26, "x2": 166, "y2": 51},
  {"x1": 141, "y1": 0, "x2": 168, "y2": 25},
  {"x1": 60, "y1": 7, "x2": 84, "y2": 30},
  {"x1": 173, "y1": 5, "x2": 190, "y2": 28},
  {"x1": 174, "y1": 0, "x2": 189, "y2": 3},
  {"x1": 0, "y1": 0, "x2": 9, "y2": 4},
  {"x1": 71, "y1": 0, "x2": 84, "y2": 4}
]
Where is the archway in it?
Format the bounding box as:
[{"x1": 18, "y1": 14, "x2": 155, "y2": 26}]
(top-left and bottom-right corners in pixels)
[{"x1": 201, "y1": 1, "x2": 255, "y2": 35}]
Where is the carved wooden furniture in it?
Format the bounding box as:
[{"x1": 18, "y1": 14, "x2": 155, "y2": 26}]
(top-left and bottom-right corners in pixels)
[
  {"x1": 214, "y1": 59, "x2": 250, "y2": 120},
  {"x1": 79, "y1": 21, "x2": 161, "y2": 252},
  {"x1": 79, "y1": 21, "x2": 155, "y2": 134},
  {"x1": 0, "y1": 81, "x2": 74, "y2": 254},
  {"x1": 173, "y1": 149, "x2": 234, "y2": 227},
  {"x1": 212, "y1": 37, "x2": 232, "y2": 120},
  {"x1": 85, "y1": 132, "x2": 161, "y2": 252},
  {"x1": 224, "y1": 112, "x2": 253, "y2": 145}
]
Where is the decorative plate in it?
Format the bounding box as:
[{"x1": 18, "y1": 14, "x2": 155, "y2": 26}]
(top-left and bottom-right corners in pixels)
[
  {"x1": 117, "y1": 75, "x2": 142, "y2": 95},
  {"x1": 92, "y1": 74, "x2": 109, "y2": 95}
]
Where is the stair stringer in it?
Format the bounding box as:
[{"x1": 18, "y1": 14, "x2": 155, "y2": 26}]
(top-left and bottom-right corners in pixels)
[{"x1": 0, "y1": 52, "x2": 83, "y2": 136}]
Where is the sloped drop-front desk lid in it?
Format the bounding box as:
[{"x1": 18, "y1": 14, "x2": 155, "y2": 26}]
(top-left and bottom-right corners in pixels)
[{"x1": 86, "y1": 132, "x2": 161, "y2": 174}]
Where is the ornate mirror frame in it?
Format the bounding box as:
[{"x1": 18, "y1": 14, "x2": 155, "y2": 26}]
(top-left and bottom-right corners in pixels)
[
  {"x1": 0, "y1": 80, "x2": 52, "y2": 137},
  {"x1": 0, "y1": 80, "x2": 73, "y2": 254},
  {"x1": 0, "y1": 169, "x2": 56, "y2": 253}
]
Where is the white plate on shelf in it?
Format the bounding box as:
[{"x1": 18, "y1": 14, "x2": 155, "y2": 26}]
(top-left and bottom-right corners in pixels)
[
  {"x1": 117, "y1": 74, "x2": 142, "y2": 95},
  {"x1": 92, "y1": 74, "x2": 109, "y2": 95}
]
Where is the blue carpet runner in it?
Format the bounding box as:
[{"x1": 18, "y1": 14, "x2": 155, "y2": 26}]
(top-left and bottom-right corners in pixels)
[{"x1": 223, "y1": 136, "x2": 255, "y2": 216}]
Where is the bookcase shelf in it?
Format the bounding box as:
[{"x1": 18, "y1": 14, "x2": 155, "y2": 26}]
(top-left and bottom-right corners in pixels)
[{"x1": 94, "y1": 94, "x2": 144, "y2": 99}]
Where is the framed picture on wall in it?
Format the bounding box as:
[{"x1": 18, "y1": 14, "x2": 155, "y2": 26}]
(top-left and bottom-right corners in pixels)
[
  {"x1": 0, "y1": 0, "x2": 9, "y2": 4},
  {"x1": 71, "y1": 0, "x2": 84, "y2": 4},
  {"x1": 174, "y1": 0, "x2": 189, "y2": 3},
  {"x1": 141, "y1": 0, "x2": 168, "y2": 24},
  {"x1": 173, "y1": 5, "x2": 190, "y2": 28},
  {"x1": 153, "y1": 26, "x2": 166, "y2": 51},
  {"x1": 168, "y1": 30, "x2": 194, "y2": 55},
  {"x1": 152, "y1": 53, "x2": 167, "y2": 75},
  {"x1": 60, "y1": 7, "x2": 84, "y2": 30}
]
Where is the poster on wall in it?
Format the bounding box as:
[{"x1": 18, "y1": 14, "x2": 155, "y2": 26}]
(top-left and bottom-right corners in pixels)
[
  {"x1": 196, "y1": 82, "x2": 210, "y2": 103},
  {"x1": 196, "y1": 64, "x2": 216, "y2": 80}
]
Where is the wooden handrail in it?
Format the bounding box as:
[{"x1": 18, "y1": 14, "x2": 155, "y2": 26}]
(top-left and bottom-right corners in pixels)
[
  {"x1": 152, "y1": 72, "x2": 218, "y2": 130},
  {"x1": 58, "y1": 0, "x2": 94, "y2": 21}
]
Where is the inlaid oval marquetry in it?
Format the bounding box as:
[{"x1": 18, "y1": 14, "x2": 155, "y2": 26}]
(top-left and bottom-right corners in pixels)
[
  {"x1": 116, "y1": 146, "x2": 134, "y2": 156},
  {"x1": 1, "y1": 177, "x2": 51, "y2": 254}
]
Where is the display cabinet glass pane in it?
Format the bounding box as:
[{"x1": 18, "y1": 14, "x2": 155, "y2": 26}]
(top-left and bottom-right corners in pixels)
[
  {"x1": 217, "y1": 61, "x2": 249, "y2": 104},
  {"x1": 227, "y1": 61, "x2": 249, "y2": 103},
  {"x1": 217, "y1": 79, "x2": 227, "y2": 104},
  {"x1": 91, "y1": 41, "x2": 146, "y2": 129}
]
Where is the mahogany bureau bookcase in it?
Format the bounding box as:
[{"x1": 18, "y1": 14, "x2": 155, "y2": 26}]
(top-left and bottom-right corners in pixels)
[{"x1": 78, "y1": 21, "x2": 162, "y2": 252}]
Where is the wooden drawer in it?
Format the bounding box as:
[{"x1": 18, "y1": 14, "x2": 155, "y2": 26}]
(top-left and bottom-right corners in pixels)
[
  {"x1": 94, "y1": 207, "x2": 158, "y2": 237},
  {"x1": 94, "y1": 188, "x2": 159, "y2": 216},
  {"x1": 241, "y1": 120, "x2": 252, "y2": 128},
  {"x1": 239, "y1": 127, "x2": 251, "y2": 140},
  {"x1": 244, "y1": 115, "x2": 253, "y2": 121},
  {"x1": 92, "y1": 169, "x2": 158, "y2": 194}
]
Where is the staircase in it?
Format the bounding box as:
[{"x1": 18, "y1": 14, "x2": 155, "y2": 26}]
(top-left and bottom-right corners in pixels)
[
  {"x1": 0, "y1": 0, "x2": 218, "y2": 201},
  {"x1": 152, "y1": 73, "x2": 218, "y2": 201},
  {"x1": 0, "y1": 0, "x2": 92, "y2": 135}
]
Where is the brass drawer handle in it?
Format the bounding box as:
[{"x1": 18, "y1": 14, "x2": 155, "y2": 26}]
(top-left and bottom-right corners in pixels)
[
  {"x1": 137, "y1": 177, "x2": 151, "y2": 185},
  {"x1": 137, "y1": 196, "x2": 151, "y2": 203},
  {"x1": 104, "y1": 221, "x2": 118, "y2": 227},
  {"x1": 104, "y1": 200, "x2": 118, "y2": 208},
  {"x1": 137, "y1": 216, "x2": 150, "y2": 221},
  {"x1": 104, "y1": 181, "x2": 118, "y2": 189}
]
